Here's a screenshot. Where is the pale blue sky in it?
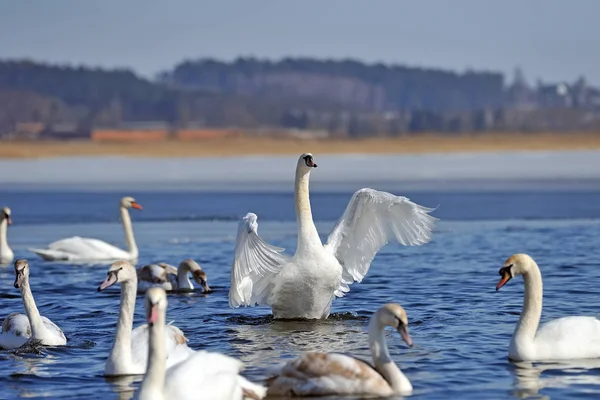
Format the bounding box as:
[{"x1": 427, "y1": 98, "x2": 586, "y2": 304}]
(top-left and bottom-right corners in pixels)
[{"x1": 1, "y1": 0, "x2": 597, "y2": 84}]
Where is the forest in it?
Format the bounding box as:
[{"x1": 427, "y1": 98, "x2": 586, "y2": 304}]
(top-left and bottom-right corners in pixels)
[{"x1": 0, "y1": 58, "x2": 598, "y2": 137}]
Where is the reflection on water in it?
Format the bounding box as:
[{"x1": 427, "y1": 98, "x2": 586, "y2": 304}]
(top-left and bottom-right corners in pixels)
[
  {"x1": 105, "y1": 375, "x2": 140, "y2": 400},
  {"x1": 227, "y1": 313, "x2": 372, "y2": 370},
  {"x1": 511, "y1": 359, "x2": 600, "y2": 399}
]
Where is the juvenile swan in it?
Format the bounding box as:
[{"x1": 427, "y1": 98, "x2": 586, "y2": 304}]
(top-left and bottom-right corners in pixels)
[
  {"x1": 0, "y1": 206, "x2": 13, "y2": 264},
  {"x1": 496, "y1": 253, "x2": 600, "y2": 361},
  {"x1": 0, "y1": 259, "x2": 66, "y2": 349},
  {"x1": 136, "y1": 287, "x2": 266, "y2": 400},
  {"x1": 98, "y1": 261, "x2": 194, "y2": 376},
  {"x1": 267, "y1": 303, "x2": 413, "y2": 397},
  {"x1": 137, "y1": 259, "x2": 210, "y2": 293},
  {"x1": 230, "y1": 153, "x2": 437, "y2": 319},
  {"x1": 30, "y1": 196, "x2": 142, "y2": 261}
]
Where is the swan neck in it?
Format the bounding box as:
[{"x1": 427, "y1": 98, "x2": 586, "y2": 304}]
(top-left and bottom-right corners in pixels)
[
  {"x1": 368, "y1": 313, "x2": 411, "y2": 394},
  {"x1": 20, "y1": 278, "x2": 47, "y2": 337},
  {"x1": 139, "y1": 310, "x2": 167, "y2": 400},
  {"x1": 294, "y1": 168, "x2": 321, "y2": 250},
  {"x1": 513, "y1": 264, "x2": 543, "y2": 347},
  {"x1": 120, "y1": 207, "x2": 138, "y2": 258},
  {"x1": 108, "y1": 280, "x2": 136, "y2": 371},
  {"x1": 176, "y1": 265, "x2": 193, "y2": 290},
  {"x1": 0, "y1": 218, "x2": 8, "y2": 249}
]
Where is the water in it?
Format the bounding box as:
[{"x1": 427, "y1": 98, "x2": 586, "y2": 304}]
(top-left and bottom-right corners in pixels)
[{"x1": 1, "y1": 189, "x2": 600, "y2": 399}]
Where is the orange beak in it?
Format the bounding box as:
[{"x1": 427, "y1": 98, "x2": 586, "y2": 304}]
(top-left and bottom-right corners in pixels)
[
  {"x1": 496, "y1": 272, "x2": 511, "y2": 291},
  {"x1": 131, "y1": 202, "x2": 143, "y2": 210}
]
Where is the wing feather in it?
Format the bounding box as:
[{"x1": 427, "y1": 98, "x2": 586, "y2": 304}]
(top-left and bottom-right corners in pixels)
[
  {"x1": 325, "y1": 188, "x2": 437, "y2": 296},
  {"x1": 229, "y1": 213, "x2": 290, "y2": 308}
]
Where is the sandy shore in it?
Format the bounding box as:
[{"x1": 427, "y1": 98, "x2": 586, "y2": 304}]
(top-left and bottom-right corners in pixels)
[{"x1": 1, "y1": 133, "x2": 600, "y2": 159}]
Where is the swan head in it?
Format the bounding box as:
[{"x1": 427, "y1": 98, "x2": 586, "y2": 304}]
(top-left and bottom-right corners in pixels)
[
  {"x1": 120, "y1": 196, "x2": 143, "y2": 210},
  {"x1": 1, "y1": 207, "x2": 11, "y2": 225},
  {"x1": 181, "y1": 259, "x2": 210, "y2": 292},
  {"x1": 98, "y1": 260, "x2": 136, "y2": 291},
  {"x1": 145, "y1": 287, "x2": 167, "y2": 326},
  {"x1": 13, "y1": 259, "x2": 29, "y2": 288},
  {"x1": 297, "y1": 153, "x2": 318, "y2": 172},
  {"x1": 377, "y1": 303, "x2": 413, "y2": 347},
  {"x1": 496, "y1": 253, "x2": 536, "y2": 291}
]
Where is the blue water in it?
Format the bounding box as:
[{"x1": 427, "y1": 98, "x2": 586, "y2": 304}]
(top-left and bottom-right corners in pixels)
[{"x1": 1, "y1": 189, "x2": 600, "y2": 399}]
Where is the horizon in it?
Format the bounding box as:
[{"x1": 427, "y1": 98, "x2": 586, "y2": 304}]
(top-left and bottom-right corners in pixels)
[{"x1": 1, "y1": 1, "x2": 597, "y2": 85}]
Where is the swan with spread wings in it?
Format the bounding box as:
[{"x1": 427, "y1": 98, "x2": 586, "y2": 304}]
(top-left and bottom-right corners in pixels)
[{"x1": 229, "y1": 153, "x2": 438, "y2": 319}]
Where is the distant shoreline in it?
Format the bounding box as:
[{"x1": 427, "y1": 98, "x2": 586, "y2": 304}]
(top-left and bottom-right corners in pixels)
[{"x1": 1, "y1": 132, "x2": 600, "y2": 159}]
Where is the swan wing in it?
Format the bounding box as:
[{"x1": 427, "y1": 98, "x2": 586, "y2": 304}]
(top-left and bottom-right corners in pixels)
[
  {"x1": 40, "y1": 316, "x2": 67, "y2": 344},
  {"x1": 0, "y1": 313, "x2": 31, "y2": 349},
  {"x1": 267, "y1": 352, "x2": 391, "y2": 397},
  {"x1": 131, "y1": 323, "x2": 193, "y2": 370},
  {"x1": 324, "y1": 188, "x2": 437, "y2": 296},
  {"x1": 535, "y1": 316, "x2": 600, "y2": 359},
  {"x1": 229, "y1": 213, "x2": 291, "y2": 308},
  {"x1": 164, "y1": 351, "x2": 256, "y2": 400}
]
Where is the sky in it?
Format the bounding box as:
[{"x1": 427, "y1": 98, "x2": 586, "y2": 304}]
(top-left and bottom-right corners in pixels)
[{"x1": 1, "y1": 0, "x2": 598, "y2": 84}]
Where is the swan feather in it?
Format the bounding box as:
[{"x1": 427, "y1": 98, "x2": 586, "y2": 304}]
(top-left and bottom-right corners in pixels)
[{"x1": 325, "y1": 188, "x2": 437, "y2": 296}]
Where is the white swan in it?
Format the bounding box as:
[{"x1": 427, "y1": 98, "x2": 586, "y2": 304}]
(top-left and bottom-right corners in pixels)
[
  {"x1": 0, "y1": 259, "x2": 66, "y2": 349},
  {"x1": 98, "y1": 261, "x2": 195, "y2": 376},
  {"x1": 267, "y1": 303, "x2": 413, "y2": 397},
  {"x1": 496, "y1": 253, "x2": 600, "y2": 361},
  {"x1": 136, "y1": 287, "x2": 267, "y2": 400},
  {"x1": 29, "y1": 196, "x2": 142, "y2": 261},
  {"x1": 0, "y1": 206, "x2": 14, "y2": 264},
  {"x1": 229, "y1": 153, "x2": 437, "y2": 319},
  {"x1": 137, "y1": 259, "x2": 210, "y2": 293}
]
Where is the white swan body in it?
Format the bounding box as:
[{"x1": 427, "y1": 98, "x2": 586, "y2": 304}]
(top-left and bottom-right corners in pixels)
[
  {"x1": 98, "y1": 261, "x2": 195, "y2": 376},
  {"x1": 497, "y1": 253, "x2": 600, "y2": 361},
  {"x1": 229, "y1": 153, "x2": 437, "y2": 319},
  {"x1": 0, "y1": 207, "x2": 14, "y2": 264},
  {"x1": 136, "y1": 287, "x2": 267, "y2": 400},
  {"x1": 0, "y1": 260, "x2": 67, "y2": 348},
  {"x1": 29, "y1": 197, "x2": 142, "y2": 261},
  {"x1": 267, "y1": 303, "x2": 413, "y2": 397},
  {"x1": 137, "y1": 259, "x2": 210, "y2": 293}
]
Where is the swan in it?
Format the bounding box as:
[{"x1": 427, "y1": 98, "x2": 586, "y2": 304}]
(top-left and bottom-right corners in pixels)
[
  {"x1": 496, "y1": 253, "x2": 600, "y2": 361},
  {"x1": 136, "y1": 287, "x2": 267, "y2": 400},
  {"x1": 29, "y1": 196, "x2": 142, "y2": 261},
  {"x1": 137, "y1": 259, "x2": 210, "y2": 293},
  {"x1": 267, "y1": 303, "x2": 413, "y2": 397},
  {"x1": 98, "y1": 260, "x2": 195, "y2": 376},
  {"x1": 0, "y1": 259, "x2": 66, "y2": 349},
  {"x1": 229, "y1": 153, "x2": 437, "y2": 319},
  {"x1": 0, "y1": 206, "x2": 13, "y2": 264}
]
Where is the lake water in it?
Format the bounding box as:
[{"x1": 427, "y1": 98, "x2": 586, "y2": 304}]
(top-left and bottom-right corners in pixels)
[{"x1": 1, "y1": 187, "x2": 600, "y2": 399}]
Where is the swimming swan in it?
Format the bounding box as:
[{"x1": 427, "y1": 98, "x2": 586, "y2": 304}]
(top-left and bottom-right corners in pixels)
[
  {"x1": 229, "y1": 153, "x2": 437, "y2": 319},
  {"x1": 0, "y1": 206, "x2": 13, "y2": 264},
  {"x1": 30, "y1": 196, "x2": 142, "y2": 261},
  {"x1": 137, "y1": 259, "x2": 210, "y2": 293},
  {"x1": 267, "y1": 303, "x2": 413, "y2": 397},
  {"x1": 496, "y1": 253, "x2": 600, "y2": 361},
  {"x1": 136, "y1": 287, "x2": 267, "y2": 400},
  {"x1": 98, "y1": 261, "x2": 194, "y2": 376},
  {"x1": 0, "y1": 259, "x2": 66, "y2": 349}
]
